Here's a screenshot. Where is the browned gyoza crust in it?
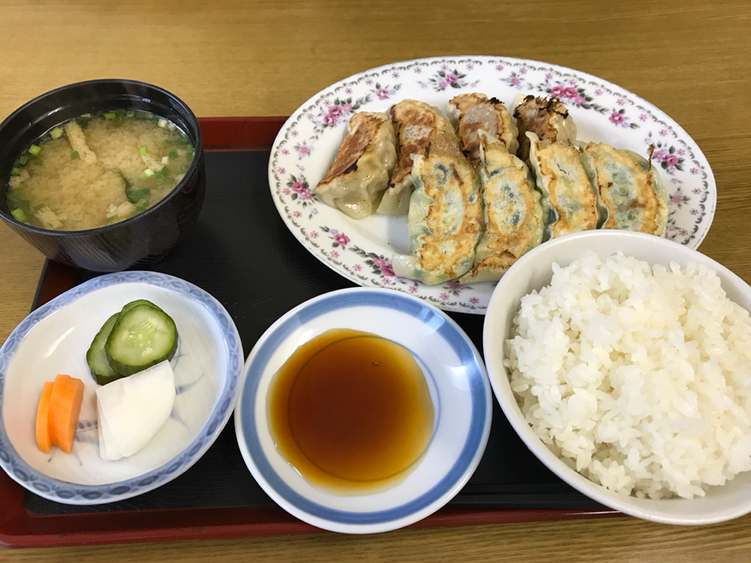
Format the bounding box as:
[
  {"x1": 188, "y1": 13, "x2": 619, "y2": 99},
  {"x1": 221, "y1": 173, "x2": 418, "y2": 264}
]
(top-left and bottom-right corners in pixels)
[
  {"x1": 529, "y1": 137, "x2": 599, "y2": 238},
  {"x1": 318, "y1": 112, "x2": 388, "y2": 185},
  {"x1": 448, "y1": 93, "x2": 518, "y2": 165},
  {"x1": 379, "y1": 100, "x2": 457, "y2": 215},
  {"x1": 389, "y1": 100, "x2": 441, "y2": 187},
  {"x1": 460, "y1": 139, "x2": 543, "y2": 283},
  {"x1": 514, "y1": 95, "x2": 575, "y2": 162},
  {"x1": 315, "y1": 111, "x2": 396, "y2": 219},
  {"x1": 390, "y1": 133, "x2": 482, "y2": 285},
  {"x1": 415, "y1": 145, "x2": 481, "y2": 277},
  {"x1": 582, "y1": 142, "x2": 668, "y2": 236}
]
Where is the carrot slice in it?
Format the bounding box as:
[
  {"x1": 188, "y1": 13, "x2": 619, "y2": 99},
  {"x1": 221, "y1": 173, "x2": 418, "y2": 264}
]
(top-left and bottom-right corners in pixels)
[
  {"x1": 35, "y1": 381, "x2": 54, "y2": 453},
  {"x1": 48, "y1": 374, "x2": 85, "y2": 454}
]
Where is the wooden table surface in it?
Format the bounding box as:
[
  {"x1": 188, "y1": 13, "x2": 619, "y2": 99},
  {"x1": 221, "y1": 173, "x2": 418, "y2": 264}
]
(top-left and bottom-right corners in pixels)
[{"x1": 1, "y1": 0, "x2": 750, "y2": 560}]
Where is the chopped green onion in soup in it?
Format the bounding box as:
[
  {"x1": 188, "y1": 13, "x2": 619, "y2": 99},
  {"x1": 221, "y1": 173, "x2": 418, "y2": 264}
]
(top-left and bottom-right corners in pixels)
[
  {"x1": 11, "y1": 208, "x2": 27, "y2": 222},
  {"x1": 4, "y1": 110, "x2": 194, "y2": 231}
]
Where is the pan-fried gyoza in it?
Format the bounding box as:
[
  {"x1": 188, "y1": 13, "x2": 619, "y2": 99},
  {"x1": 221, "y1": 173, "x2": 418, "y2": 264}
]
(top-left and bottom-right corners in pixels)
[
  {"x1": 447, "y1": 93, "x2": 518, "y2": 165},
  {"x1": 313, "y1": 94, "x2": 671, "y2": 286},
  {"x1": 391, "y1": 128, "x2": 482, "y2": 285},
  {"x1": 377, "y1": 99, "x2": 457, "y2": 215},
  {"x1": 315, "y1": 112, "x2": 396, "y2": 219},
  {"x1": 513, "y1": 95, "x2": 577, "y2": 163},
  {"x1": 460, "y1": 133, "x2": 543, "y2": 283},
  {"x1": 578, "y1": 142, "x2": 668, "y2": 236},
  {"x1": 527, "y1": 132, "x2": 604, "y2": 239}
]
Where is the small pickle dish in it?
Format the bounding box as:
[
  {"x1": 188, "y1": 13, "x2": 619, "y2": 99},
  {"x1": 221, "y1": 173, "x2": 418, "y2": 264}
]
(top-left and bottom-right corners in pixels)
[{"x1": 0, "y1": 271, "x2": 243, "y2": 504}]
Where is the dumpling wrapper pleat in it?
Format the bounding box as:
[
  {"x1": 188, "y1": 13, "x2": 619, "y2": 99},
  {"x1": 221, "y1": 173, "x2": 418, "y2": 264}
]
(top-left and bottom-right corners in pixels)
[
  {"x1": 391, "y1": 135, "x2": 482, "y2": 285},
  {"x1": 460, "y1": 134, "x2": 543, "y2": 283},
  {"x1": 96, "y1": 360, "x2": 176, "y2": 461},
  {"x1": 526, "y1": 132, "x2": 604, "y2": 240},
  {"x1": 315, "y1": 112, "x2": 397, "y2": 219},
  {"x1": 578, "y1": 142, "x2": 668, "y2": 237}
]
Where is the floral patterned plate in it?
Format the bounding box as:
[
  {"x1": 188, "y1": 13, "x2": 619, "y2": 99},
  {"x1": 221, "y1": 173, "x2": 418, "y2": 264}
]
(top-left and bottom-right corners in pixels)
[{"x1": 268, "y1": 56, "x2": 716, "y2": 314}]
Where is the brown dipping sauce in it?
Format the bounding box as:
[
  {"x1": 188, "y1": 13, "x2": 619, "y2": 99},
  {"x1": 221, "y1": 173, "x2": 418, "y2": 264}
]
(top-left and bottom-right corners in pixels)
[{"x1": 267, "y1": 328, "x2": 434, "y2": 493}]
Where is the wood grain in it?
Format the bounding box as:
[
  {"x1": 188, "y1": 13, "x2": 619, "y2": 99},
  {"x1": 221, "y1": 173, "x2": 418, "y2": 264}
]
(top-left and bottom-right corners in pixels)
[
  {"x1": 1, "y1": 0, "x2": 751, "y2": 559},
  {"x1": 4, "y1": 516, "x2": 751, "y2": 563}
]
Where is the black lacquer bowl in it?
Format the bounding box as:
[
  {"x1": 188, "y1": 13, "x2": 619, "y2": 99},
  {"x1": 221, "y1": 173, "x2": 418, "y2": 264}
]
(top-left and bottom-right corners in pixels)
[{"x1": 0, "y1": 79, "x2": 205, "y2": 272}]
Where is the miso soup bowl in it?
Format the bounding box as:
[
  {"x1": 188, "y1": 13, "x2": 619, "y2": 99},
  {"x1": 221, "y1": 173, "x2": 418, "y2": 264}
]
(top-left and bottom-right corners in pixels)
[{"x1": 0, "y1": 79, "x2": 205, "y2": 272}]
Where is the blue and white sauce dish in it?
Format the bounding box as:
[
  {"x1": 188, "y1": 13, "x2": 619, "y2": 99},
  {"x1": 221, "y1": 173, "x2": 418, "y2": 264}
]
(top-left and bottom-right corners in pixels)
[
  {"x1": 0, "y1": 271, "x2": 243, "y2": 504},
  {"x1": 234, "y1": 287, "x2": 492, "y2": 534}
]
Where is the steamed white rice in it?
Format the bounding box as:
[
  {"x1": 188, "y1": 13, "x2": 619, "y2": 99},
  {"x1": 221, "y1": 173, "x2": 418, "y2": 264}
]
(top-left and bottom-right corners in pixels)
[{"x1": 504, "y1": 251, "x2": 751, "y2": 499}]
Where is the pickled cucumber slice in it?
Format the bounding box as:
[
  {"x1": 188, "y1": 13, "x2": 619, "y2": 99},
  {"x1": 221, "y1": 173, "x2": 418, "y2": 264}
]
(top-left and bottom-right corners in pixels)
[
  {"x1": 105, "y1": 304, "x2": 178, "y2": 376},
  {"x1": 86, "y1": 313, "x2": 124, "y2": 385},
  {"x1": 120, "y1": 299, "x2": 164, "y2": 315}
]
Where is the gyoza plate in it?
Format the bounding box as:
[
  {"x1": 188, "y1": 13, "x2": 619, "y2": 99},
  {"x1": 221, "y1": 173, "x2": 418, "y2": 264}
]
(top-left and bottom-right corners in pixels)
[
  {"x1": 268, "y1": 55, "x2": 716, "y2": 314},
  {"x1": 234, "y1": 288, "x2": 492, "y2": 533},
  {"x1": 0, "y1": 272, "x2": 243, "y2": 504}
]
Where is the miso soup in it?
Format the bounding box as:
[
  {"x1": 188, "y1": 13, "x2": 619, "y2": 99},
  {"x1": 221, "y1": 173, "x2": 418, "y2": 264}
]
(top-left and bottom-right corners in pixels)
[{"x1": 5, "y1": 110, "x2": 194, "y2": 231}]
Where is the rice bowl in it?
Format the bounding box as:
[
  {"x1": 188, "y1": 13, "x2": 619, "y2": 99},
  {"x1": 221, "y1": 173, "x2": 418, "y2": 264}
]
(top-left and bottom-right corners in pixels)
[{"x1": 483, "y1": 230, "x2": 751, "y2": 525}]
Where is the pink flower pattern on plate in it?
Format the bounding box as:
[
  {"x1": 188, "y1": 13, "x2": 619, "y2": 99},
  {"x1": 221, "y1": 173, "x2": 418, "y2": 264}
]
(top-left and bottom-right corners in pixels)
[
  {"x1": 669, "y1": 188, "x2": 691, "y2": 208},
  {"x1": 270, "y1": 57, "x2": 714, "y2": 313},
  {"x1": 540, "y1": 81, "x2": 606, "y2": 113},
  {"x1": 608, "y1": 108, "x2": 639, "y2": 129},
  {"x1": 371, "y1": 257, "x2": 395, "y2": 277},
  {"x1": 420, "y1": 68, "x2": 476, "y2": 92},
  {"x1": 371, "y1": 82, "x2": 401, "y2": 100},
  {"x1": 501, "y1": 71, "x2": 532, "y2": 90},
  {"x1": 286, "y1": 175, "x2": 315, "y2": 202},
  {"x1": 648, "y1": 136, "x2": 686, "y2": 174},
  {"x1": 306, "y1": 94, "x2": 372, "y2": 142},
  {"x1": 294, "y1": 143, "x2": 312, "y2": 158}
]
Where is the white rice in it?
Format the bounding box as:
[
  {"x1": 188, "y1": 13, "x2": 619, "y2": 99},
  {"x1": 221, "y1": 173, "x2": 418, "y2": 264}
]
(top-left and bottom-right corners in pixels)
[{"x1": 504, "y1": 251, "x2": 751, "y2": 499}]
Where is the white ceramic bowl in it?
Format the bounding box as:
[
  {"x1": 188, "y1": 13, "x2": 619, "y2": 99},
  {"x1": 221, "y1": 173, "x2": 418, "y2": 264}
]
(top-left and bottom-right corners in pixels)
[
  {"x1": 0, "y1": 272, "x2": 244, "y2": 504},
  {"x1": 235, "y1": 287, "x2": 492, "y2": 534},
  {"x1": 483, "y1": 230, "x2": 751, "y2": 525}
]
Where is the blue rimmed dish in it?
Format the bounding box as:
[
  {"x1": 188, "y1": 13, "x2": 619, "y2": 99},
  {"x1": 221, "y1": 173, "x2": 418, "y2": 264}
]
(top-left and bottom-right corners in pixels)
[
  {"x1": 234, "y1": 287, "x2": 492, "y2": 534},
  {"x1": 0, "y1": 271, "x2": 243, "y2": 504}
]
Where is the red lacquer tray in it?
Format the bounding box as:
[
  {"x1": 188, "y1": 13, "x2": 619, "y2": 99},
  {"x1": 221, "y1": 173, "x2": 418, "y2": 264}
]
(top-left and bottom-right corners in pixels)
[{"x1": 0, "y1": 117, "x2": 616, "y2": 548}]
